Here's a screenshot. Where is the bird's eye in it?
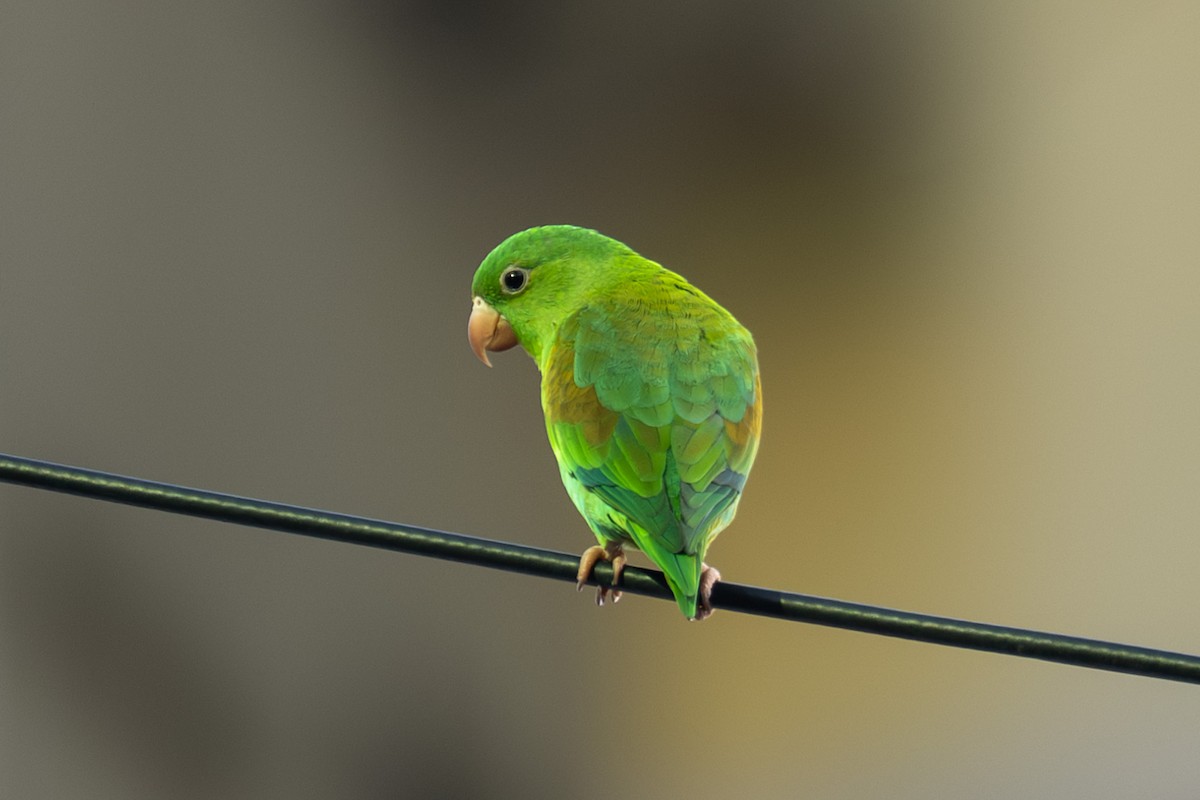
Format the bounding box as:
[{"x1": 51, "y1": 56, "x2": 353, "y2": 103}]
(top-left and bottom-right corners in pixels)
[{"x1": 500, "y1": 267, "x2": 529, "y2": 294}]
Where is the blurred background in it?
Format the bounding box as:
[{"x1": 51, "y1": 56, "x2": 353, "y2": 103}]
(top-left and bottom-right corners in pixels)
[{"x1": 2, "y1": 1, "x2": 1198, "y2": 797}]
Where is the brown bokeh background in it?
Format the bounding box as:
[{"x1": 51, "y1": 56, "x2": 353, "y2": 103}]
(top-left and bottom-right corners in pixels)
[{"x1": 3, "y1": 3, "x2": 1199, "y2": 798}]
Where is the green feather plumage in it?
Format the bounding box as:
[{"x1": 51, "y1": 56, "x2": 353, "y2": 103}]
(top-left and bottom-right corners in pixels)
[{"x1": 471, "y1": 225, "x2": 761, "y2": 619}]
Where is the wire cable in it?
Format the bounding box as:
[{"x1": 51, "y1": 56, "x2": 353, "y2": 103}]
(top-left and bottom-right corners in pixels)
[{"x1": 2, "y1": 452, "x2": 1198, "y2": 685}]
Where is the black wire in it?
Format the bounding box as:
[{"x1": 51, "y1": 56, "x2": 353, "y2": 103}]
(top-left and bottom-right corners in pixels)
[{"x1": 2, "y1": 452, "x2": 1198, "y2": 685}]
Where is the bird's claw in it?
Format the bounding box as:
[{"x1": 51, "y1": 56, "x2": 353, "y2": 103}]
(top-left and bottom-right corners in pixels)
[
  {"x1": 693, "y1": 563, "x2": 721, "y2": 621},
  {"x1": 576, "y1": 544, "x2": 626, "y2": 607},
  {"x1": 595, "y1": 585, "x2": 622, "y2": 606}
]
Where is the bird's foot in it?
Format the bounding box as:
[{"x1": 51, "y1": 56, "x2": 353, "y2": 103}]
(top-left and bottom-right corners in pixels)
[
  {"x1": 693, "y1": 563, "x2": 722, "y2": 621},
  {"x1": 576, "y1": 543, "x2": 626, "y2": 606}
]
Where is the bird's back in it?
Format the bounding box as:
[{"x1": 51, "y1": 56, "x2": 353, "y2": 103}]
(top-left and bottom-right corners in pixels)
[{"x1": 542, "y1": 266, "x2": 761, "y2": 617}]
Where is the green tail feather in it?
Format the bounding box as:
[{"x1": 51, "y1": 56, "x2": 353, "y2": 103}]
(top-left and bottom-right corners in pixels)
[{"x1": 659, "y1": 550, "x2": 705, "y2": 620}]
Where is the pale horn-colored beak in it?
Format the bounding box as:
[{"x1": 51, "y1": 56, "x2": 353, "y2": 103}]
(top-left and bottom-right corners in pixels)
[{"x1": 467, "y1": 296, "x2": 517, "y2": 367}]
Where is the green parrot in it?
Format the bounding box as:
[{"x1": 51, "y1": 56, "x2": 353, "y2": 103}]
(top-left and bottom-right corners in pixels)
[{"x1": 468, "y1": 225, "x2": 761, "y2": 620}]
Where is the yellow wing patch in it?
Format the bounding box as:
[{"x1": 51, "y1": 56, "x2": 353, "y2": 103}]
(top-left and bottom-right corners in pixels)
[
  {"x1": 723, "y1": 372, "x2": 762, "y2": 474},
  {"x1": 543, "y1": 338, "x2": 618, "y2": 447}
]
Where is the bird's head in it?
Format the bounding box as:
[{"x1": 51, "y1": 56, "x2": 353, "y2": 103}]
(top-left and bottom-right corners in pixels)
[{"x1": 468, "y1": 225, "x2": 632, "y2": 366}]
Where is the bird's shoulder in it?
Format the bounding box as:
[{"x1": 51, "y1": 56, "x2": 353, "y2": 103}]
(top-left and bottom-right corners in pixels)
[{"x1": 550, "y1": 274, "x2": 756, "y2": 425}]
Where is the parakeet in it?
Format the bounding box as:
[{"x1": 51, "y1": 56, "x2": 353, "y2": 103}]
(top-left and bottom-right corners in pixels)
[{"x1": 468, "y1": 225, "x2": 761, "y2": 620}]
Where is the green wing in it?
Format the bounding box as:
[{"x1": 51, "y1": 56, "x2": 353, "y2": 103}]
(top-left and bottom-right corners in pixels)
[{"x1": 542, "y1": 275, "x2": 761, "y2": 619}]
